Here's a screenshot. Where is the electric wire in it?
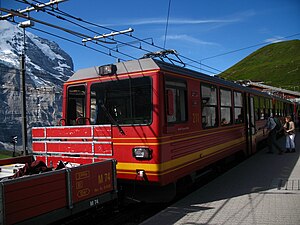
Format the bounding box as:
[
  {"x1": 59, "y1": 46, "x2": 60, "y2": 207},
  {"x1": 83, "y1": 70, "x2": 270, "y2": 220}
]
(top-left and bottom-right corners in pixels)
[
  {"x1": 30, "y1": 26, "x2": 128, "y2": 61},
  {"x1": 17, "y1": 0, "x2": 221, "y2": 73},
  {"x1": 163, "y1": 0, "x2": 172, "y2": 48},
  {"x1": 200, "y1": 33, "x2": 300, "y2": 62},
  {"x1": 11, "y1": 0, "x2": 300, "y2": 75},
  {"x1": 1, "y1": 7, "x2": 137, "y2": 61},
  {"x1": 8, "y1": 19, "x2": 127, "y2": 62},
  {"x1": 13, "y1": 0, "x2": 144, "y2": 60},
  {"x1": 30, "y1": 1, "x2": 219, "y2": 73},
  {"x1": 34, "y1": 3, "x2": 240, "y2": 74}
]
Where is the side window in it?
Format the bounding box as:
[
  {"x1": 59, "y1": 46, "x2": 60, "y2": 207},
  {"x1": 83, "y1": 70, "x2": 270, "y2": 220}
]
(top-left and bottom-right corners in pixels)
[
  {"x1": 220, "y1": 89, "x2": 232, "y2": 126},
  {"x1": 265, "y1": 99, "x2": 272, "y2": 118},
  {"x1": 279, "y1": 102, "x2": 283, "y2": 116},
  {"x1": 165, "y1": 78, "x2": 187, "y2": 123},
  {"x1": 254, "y1": 96, "x2": 260, "y2": 121},
  {"x1": 274, "y1": 101, "x2": 278, "y2": 116},
  {"x1": 260, "y1": 98, "x2": 265, "y2": 120},
  {"x1": 201, "y1": 84, "x2": 218, "y2": 128},
  {"x1": 90, "y1": 91, "x2": 97, "y2": 124},
  {"x1": 234, "y1": 91, "x2": 244, "y2": 124}
]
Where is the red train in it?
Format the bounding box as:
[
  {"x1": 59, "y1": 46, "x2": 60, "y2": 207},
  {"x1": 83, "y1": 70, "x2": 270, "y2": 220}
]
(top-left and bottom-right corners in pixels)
[{"x1": 32, "y1": 58, "x2": 295, "y2": 201}]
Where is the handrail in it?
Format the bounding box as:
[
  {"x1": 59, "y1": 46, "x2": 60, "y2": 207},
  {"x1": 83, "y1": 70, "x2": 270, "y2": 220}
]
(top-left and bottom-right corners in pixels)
[
  {"x1": 58, "y1": 118, "x2": 66, "y2": 126},
  {"x1": 75, "y1": 117, "x2": 91, "y2": 125}
]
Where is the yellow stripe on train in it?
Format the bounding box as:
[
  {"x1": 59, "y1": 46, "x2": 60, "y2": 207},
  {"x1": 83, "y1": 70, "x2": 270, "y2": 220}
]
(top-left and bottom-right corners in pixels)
[{"x1": 116, "y1": 137, "x2": 246, "y2": 175}]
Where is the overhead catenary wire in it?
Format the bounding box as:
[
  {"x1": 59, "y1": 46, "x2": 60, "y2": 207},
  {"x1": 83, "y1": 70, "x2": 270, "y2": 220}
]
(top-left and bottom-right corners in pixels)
[
  {"x1": 1, "y1": 0, "x2": 66, "y2": 20},
  {"x1": 9, "y1": 0, "x2": 300, "y2": 76},
  {"x1": 200, "y1": 33, "x2": 300, "y2": 62},
  {"x1": 31, "y1": 4, "x2": 156, "y2": 54},
  {"x1": 30, "y1": 26, "x2": 128, "y2": 62},
  {"x1": 7, "y1": 1, "x2": 149, "y2": 59},
  {"x1": 24, "y1": 0, "x2": 219, "y2": 73},
  {"x1": 14, "y1": 19, "x2": 127, "y2": 61},
  {"x1": 163, "y1": 0, "x2": 172, "y2": 49},
  {"x1": 15, "y1": 0, "x2": 220, "y2": 74},
  {"x1": 0, "y1": 7, "x2": 137, "y2": 62},
  {"x1": 29, "y1": 1, "x2": 252, "y2": 74}
]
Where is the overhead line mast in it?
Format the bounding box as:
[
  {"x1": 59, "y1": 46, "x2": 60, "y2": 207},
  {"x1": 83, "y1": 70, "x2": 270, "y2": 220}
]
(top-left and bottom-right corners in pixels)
[
  {"x1": 82, "y1": 28, "x2": 134, "y2": 44},
  {"x1": 0, "y1": 0, "x2": 67, "y2": 155}
]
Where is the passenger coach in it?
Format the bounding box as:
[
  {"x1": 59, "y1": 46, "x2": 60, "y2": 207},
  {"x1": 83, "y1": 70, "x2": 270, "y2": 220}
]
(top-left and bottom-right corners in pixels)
[{"x1": 32, "y1": 58, "x2": 294, "y2": 201}]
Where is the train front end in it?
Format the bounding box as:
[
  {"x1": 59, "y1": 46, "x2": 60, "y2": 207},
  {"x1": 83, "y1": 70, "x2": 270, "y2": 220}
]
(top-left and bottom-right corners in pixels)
[{"x1": 32, "y1": 59, "x2": 172, "y2": 201}]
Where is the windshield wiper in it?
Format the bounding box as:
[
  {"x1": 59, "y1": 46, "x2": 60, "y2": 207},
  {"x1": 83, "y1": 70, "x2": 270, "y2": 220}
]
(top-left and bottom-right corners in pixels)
[{"x1": 99, "y1": 101, "x2": 125, "y2": 135}]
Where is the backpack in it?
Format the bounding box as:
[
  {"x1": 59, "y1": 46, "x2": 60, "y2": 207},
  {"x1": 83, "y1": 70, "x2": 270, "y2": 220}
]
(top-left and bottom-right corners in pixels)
[{"x1": 273, "y1": 117, "x2": 282, "y2": 131}]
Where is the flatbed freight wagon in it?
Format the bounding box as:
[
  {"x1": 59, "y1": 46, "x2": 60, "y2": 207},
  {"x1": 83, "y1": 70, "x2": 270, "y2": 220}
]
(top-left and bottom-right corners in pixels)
[{"x1": 0, "y1": 156, "x2": 117, "y2": 225}]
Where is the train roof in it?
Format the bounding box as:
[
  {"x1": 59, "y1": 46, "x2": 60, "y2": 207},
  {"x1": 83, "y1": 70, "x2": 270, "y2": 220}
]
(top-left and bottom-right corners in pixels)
[{"x1": 67, "y1": 58, "x2": 290, "y2": 102}]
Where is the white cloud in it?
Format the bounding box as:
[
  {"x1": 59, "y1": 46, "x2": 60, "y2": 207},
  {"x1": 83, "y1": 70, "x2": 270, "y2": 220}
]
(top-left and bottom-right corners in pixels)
[
  {"x1": 164, "y1": 34, "x2": 219, "y2": 46},
  {"x1": 264, "y1": 36, "x2": 285, "y2": 43},
  {"x1": 103, "y1": 18, "x2": 238, "y2": 27}
]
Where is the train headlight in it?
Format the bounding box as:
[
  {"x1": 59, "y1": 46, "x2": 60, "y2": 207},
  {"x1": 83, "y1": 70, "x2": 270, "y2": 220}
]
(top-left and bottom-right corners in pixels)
[
  {"x1": 132, "y1": 147, "x2": 152, "y2": 160},
  {"x1": 98, "y1": 64, "x2": 117, "y2": 76}
]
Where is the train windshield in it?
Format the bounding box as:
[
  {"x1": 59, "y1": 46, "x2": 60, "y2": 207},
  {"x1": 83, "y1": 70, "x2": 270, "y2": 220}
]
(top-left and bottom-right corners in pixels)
[{"x1": 90, "y1": 77, "x2": 152, "y2": 125}]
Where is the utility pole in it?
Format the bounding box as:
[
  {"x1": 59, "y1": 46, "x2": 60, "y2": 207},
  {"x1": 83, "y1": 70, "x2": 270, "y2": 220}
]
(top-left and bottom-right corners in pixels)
[
  {"x1": 0, "y1": 0, "x2": 67, "y2": 155},
  {"x1": 19, "y1": 20, "x2": 34, "y2": 155},
  {"x1": 11, "y1": 136, "x2": 17, "y2": 157}
]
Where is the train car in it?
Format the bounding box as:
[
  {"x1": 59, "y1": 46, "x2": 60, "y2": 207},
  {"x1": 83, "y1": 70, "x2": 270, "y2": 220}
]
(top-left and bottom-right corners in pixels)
[
  {"x1": 293, "y1": 101, "x2": 300, "y2": 129},
  {"x1": 32, "y1": 58, "x2": 293, "y2": 202},
  {"x1": 0, "y1": 156, "x2": 117, "y2": 225}
]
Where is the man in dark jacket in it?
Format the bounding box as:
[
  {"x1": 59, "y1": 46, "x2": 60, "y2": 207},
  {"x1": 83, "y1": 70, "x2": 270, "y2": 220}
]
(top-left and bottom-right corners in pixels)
[{"x1": 263, "y1": 115, "x2": 283, "y2": 154}]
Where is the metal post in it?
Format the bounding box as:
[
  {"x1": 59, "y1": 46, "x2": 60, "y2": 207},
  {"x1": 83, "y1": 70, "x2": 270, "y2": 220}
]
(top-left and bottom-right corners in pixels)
[
  {"x1": 19, "y1": 21, "x2": 34, "y2": 155},
  {"x1": 11, "y1": 136, "x2": 17, "y2": 157},
  {"x1": 13, "y1": 141, "x2": 16, "y2": 157},
  {"x1": 20, "y1": 27, "x2": 28, "y2": 155}
]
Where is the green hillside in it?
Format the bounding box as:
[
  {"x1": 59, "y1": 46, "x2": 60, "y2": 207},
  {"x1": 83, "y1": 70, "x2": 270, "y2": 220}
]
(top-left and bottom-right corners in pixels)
[{"x1": 219, "y1": 40, "x2": 300, "y2": 91}]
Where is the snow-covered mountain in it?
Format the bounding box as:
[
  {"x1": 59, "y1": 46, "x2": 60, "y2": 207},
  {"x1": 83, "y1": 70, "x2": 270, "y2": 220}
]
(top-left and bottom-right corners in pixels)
[
  {"x1": 0, "y1": 20, "x2": 74, "y2": 151},
  {"x1": 0, "y1": 20, "x2": 73, "y2": 86}
]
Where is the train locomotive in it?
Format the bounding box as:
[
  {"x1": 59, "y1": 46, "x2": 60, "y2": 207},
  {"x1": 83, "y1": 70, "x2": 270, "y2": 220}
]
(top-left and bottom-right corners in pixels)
[{"x1": 32, "y1": 57, "x2": 295, "y2": 202}]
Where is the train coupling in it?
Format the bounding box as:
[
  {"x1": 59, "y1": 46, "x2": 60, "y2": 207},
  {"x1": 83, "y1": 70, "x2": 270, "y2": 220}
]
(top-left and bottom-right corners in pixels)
[{"x1": 136, "y1": 169, "x2": 148, "y2": 182}]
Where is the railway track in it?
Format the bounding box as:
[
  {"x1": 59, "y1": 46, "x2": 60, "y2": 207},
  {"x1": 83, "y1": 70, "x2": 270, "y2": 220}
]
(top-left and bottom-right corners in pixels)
[
  {"x1": 53, "y1": 201, "x2": 167, "y2": 225},
  {"x1": 53, "y1": 169, "x2": 223, "y2": 224},
  {"x1": 53, "y1": 153, "x2": 246, "y2": 225}
]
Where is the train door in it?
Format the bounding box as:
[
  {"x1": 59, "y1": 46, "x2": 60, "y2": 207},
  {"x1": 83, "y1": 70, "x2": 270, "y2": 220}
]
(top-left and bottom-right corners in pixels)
[
  {"x1": 66, "y1": 85, "x2": 86, "y2": 125},
  {"x1": 246, "y1": 95, "x2": 256, "y2": 155}
]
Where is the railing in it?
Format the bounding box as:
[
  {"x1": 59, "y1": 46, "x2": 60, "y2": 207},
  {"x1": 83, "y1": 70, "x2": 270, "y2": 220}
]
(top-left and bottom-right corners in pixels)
[{"x1": 32, "y1": 125, "x2": 113, "y2": 162}]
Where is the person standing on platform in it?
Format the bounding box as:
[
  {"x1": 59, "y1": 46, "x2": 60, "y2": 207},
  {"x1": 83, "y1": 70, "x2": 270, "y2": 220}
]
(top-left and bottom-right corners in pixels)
[
  {"x1": 283, "y1": 116, "x2": 296, "y2": 153},
  {"x1": 262, "y1": 115, "x2": 283, "y2": 154}
]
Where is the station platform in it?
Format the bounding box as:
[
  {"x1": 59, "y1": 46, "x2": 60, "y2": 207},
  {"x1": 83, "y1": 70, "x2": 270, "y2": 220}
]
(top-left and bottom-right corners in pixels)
[{"x1": 141, "y1": 132, "x2": 300, "y2": 225}]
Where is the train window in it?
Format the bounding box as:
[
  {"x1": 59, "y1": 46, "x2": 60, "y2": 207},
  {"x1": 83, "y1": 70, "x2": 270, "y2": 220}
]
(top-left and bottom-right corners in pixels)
[
  {"x1": 280, "y1": 102, "x2": 284, "y2": 116},
  {"x1": 265, "y1": 99, "x2": 272, "y2": 118},
  {"x1": 234, "y1": 91, "x2": 244, "y2": 124},
  {"x1": 220, "y1": 89, "x2": 232, "y2": 126},
  {"x1": 201, "y1": 84, "x2": 217, "y2": 128},
  {"x1": 90, "y1": 77, "x2": 152, "y2": 125},
  {"x1": 90, "y1": 91, "x2": 97, "y2": 124},
  {"x1": 67, "y1": 85, "x2": 86, "y2": 125},
  {"x1": 275, "y1": 101, "x2": 280, "y2": 116},
  {"x1": 165, "y1": 78, "x2": 187, "y2": 123},
  {"x1": 260, "y1": 98, "x2": 266, "y2": 120},
  {"x1": 254, "y1": 96, "x2": 260, "y2": 121}
]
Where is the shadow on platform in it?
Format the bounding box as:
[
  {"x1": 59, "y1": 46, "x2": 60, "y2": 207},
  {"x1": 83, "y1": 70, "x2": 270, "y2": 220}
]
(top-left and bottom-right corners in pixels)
[{"x1": 141, "y1": 132, "x2": 300, "y2": 225}]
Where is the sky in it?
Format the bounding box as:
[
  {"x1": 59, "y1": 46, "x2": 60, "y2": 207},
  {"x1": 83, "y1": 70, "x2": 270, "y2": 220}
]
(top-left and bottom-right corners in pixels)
[{"x1": 1, "y1": 0, "x2": 300, "y2": 75}]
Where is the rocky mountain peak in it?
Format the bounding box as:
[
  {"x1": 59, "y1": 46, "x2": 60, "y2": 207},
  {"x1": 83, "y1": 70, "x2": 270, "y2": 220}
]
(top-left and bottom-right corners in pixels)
[{"x1": 0, "y1": 20, "x2": 74, "y2": 151}]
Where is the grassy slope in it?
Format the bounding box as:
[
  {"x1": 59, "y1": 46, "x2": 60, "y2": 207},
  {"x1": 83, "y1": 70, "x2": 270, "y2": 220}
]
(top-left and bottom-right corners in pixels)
[
  {"x1": 219, "y1": 40, "x2": 300, "y2": 90},
  {"x1": 0, "y1": 150, "x2": 13, "y2": 159}
]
